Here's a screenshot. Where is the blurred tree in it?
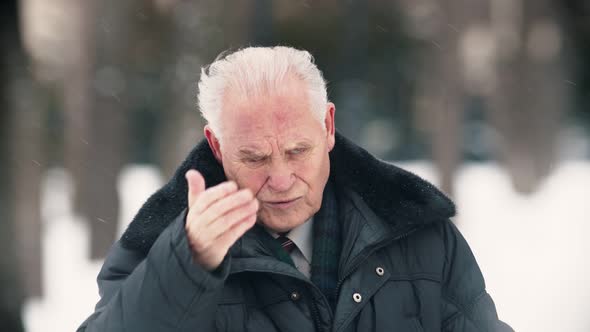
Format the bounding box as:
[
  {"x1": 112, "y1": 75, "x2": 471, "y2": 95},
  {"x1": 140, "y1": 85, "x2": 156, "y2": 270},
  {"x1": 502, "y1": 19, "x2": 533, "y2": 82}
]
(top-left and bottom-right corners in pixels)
[
  {"x1": 402, "y1": 0, "x2": 572, "y2": 195},
  {"x1": 400, "y1": 0, "x2": 474, "y2": 196},
  {"x1": 80, "y1": 0, "x2": 131, "y2": 259},
  {"x1": 489, "y1": 0, "x2": 569, "y2": 194},
  {"x1": 154, "y1": 0, "x2": 221, "y2": 177},
  {"x1": 59, "y1": 0, "x2": 123, "y2": 259},
  {"x1": 0, "y1": 0, "x2": 38, "y2": 330}
]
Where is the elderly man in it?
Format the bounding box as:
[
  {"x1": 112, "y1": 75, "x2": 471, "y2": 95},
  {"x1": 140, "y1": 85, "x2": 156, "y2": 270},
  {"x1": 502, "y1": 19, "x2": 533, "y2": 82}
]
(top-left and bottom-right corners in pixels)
[{"x1": 79, "y1": 46, "x2": 512, "y2": 331}]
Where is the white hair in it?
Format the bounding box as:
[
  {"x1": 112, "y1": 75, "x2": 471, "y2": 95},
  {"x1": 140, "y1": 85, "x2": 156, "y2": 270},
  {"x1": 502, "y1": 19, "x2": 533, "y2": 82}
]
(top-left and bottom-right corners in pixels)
[{"x1": 197, "y1": 46, "x2": 328, "y2": 139}]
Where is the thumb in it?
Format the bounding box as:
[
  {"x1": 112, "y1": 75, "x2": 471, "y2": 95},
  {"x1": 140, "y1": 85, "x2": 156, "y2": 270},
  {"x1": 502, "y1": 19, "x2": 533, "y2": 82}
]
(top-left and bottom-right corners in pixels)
[{"x1": 185, "y1": 169, "x2": 205, "y2": 208}]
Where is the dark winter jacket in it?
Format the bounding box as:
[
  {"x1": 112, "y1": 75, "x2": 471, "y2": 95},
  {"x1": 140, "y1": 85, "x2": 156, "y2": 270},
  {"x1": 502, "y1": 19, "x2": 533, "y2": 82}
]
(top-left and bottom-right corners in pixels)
[{"x1": 78, "y1": 132, "x2": 513, "y2": 332}]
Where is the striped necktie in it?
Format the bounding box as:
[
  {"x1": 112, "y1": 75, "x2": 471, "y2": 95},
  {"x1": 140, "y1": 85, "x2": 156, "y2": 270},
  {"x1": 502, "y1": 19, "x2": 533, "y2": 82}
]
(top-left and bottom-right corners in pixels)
[{"x1": 276, "y1": 234, "x2": 296, "y2": 254}]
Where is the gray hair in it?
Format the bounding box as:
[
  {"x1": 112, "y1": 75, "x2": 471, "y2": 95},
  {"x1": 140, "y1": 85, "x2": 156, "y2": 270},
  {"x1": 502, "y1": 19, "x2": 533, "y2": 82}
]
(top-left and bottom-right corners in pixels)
[{"x1": 197, "y1": 46, "x2": 328, "y2": 138}]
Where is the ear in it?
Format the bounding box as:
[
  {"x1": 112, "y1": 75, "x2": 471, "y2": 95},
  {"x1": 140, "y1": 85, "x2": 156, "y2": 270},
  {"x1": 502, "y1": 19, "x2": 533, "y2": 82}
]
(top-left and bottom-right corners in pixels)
[
  {"x1": 324, "y1": 102, "x2": 336, "y2": 151},
  {"x1": 204, "y1": 125, "x2": 223, "y2": 163}
]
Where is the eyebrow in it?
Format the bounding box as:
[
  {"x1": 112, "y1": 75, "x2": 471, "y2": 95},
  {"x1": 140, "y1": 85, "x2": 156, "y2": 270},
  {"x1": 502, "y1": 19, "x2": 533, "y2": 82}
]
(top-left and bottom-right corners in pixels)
[
  {"x1": 237, "y1": 149, "x2": 267, "y2": 158},
  {"x1": 237, "y1": 142, "x2": 312, "y2": 157},
  {"x1": 290, "y1": 142, "x2": 312, "y2": 149}
]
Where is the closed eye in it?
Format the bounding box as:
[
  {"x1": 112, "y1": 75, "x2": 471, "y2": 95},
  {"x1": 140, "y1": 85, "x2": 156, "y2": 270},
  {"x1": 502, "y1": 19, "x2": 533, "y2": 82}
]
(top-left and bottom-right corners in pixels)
[{"x1": 242, "y1": 155, "x2": 268, "y2": 164}]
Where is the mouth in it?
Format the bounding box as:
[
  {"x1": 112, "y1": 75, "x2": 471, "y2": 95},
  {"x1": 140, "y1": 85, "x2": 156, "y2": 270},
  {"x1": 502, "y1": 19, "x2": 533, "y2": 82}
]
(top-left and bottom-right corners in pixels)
[{"x1": 263, "y1": 197, "x2": 301, "y2": 209}]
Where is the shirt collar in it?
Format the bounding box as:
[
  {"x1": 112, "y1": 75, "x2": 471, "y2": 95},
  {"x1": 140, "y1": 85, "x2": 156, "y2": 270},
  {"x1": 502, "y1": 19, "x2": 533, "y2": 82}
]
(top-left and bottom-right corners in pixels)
[{"x1": 266, "y1": 217, "x2": 314, "y2": 263}]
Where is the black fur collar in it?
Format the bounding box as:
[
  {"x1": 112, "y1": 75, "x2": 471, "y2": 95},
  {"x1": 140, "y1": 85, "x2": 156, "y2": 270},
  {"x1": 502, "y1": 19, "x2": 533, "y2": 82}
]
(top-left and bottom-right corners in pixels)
[{"x1": 121, "y1": 131, "x2": 455, "y2": 254}]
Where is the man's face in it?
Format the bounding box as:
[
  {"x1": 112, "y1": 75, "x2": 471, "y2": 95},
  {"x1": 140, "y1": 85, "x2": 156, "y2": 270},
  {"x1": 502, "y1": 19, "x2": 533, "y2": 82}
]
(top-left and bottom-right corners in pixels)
[{"x1": 204, "y1": 78, "x2": 335, "y2": 233}]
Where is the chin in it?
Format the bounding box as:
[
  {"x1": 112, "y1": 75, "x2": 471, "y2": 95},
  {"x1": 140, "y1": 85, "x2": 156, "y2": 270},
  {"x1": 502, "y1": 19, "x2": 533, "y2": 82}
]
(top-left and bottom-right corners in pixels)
[{"x1": 258, "y1": 210, "x2": 310, "y2": 233}]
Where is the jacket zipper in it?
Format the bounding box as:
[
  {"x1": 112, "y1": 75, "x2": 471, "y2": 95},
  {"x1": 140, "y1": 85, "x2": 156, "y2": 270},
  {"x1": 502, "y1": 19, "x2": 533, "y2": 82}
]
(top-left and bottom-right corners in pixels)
[
  {"x1": 231, "y1": 268, "x2": 334, "y2": 330},
  {"x1": 309, "y1": 294, "x2": 323, "y2": 332},
  {"x1": 231, "y1": 226, "x2": 422, "y2": 332}
]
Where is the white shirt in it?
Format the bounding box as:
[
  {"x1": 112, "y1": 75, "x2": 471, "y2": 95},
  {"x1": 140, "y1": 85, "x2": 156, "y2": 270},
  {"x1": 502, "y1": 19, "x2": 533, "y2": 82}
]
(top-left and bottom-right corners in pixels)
[{"x1": 266, "y1": 217, "x2": 314, "y2": 278}]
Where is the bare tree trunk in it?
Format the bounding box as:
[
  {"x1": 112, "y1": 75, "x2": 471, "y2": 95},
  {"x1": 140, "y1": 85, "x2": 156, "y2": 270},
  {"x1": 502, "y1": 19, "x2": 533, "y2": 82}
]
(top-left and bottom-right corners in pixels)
[
  {"x1": 63, "y1": 0, "x2": 95, "y2": 219},
  {"x1": 4, "y1": 0, "x2": 44, "y2": 300},
  {"x1": 156, "y1": 0, "x2": 247, "y2": 178},
  {"x1": 84, "y1": 96, "x2": 126, "y2": 258},
  {"x1": 489, "y1": 0, "x2": 568, "y2": 194},
  {"x1": 424, "y1": 21, "x2": 462, "y2": 198},
  {"x1": 0, "y1": 56, "x2": 26, "y2": 332},
  {"x1": 61, "y1": 0, "x2": 122, "y2": 258},
  {"x1": 62, "y1": 0, "x2": 94, "y2": 214},
  {"x1": 10, "y1": 75, "x2": 44, "y2": 299},
  {"x1": 407, "y1": 0, "x2": 494, "y2": 198},
  {"x1": 0, "y1": 1, "x2": 37, "y2": 330},
  {"x1": 156, "y1": 1, "x2": 207, "y2": 178},
  {"x1": 82, "y1": 0, "x2": 134, "y2": 258},
  {"x1": 408, "y1": 0, "x2": 465, "y2": 197},
  {"x1": 0, "y1": 106, "x2": 24, "y2": 332}
]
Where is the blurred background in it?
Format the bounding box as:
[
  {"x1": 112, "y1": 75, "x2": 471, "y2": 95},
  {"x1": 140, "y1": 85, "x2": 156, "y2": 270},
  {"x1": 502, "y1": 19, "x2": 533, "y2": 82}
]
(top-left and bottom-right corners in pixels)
[{"x1": 1, "y1": 0, "x2": 589, "y2": 331}]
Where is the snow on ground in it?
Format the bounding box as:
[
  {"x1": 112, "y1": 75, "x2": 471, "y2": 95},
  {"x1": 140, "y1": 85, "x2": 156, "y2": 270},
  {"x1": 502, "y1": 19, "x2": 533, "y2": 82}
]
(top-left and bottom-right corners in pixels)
[
  {"x1": 23, "y1": 162, "x2": 590, "y2": 332},
  {"x1": 455, "y1": 162, "x2": 590, "y2": 332},
  {"x1": 22, "y1": 166, "x2": 164, "y2": 332}
]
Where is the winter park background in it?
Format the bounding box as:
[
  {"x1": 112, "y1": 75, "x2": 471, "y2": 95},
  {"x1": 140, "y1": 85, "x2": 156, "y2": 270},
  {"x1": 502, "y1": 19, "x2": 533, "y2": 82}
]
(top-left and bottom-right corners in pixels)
[
  {"x1": 2, "y1": 1, "x2": 590, "y2": 331},
  {"x1": 24, "y1": 162, "x2": 590, "y2": 332}
]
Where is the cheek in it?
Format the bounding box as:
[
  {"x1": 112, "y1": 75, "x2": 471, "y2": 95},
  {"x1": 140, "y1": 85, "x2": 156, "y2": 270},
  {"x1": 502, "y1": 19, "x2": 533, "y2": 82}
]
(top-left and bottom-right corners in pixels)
[
  {"x1": 293, "y1": 162, "x2": 315, "y2": 184},
  {"x1": 232, "y1": 166, "x2": 268, "y2": 192},
  {"x1": 296, "y1": 153, "x2": 329, "y2": 190}
]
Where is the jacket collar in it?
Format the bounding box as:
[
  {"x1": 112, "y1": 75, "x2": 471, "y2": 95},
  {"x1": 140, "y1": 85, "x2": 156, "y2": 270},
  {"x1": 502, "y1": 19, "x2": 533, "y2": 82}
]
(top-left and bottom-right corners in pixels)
[{"x1": 121, "y1": 130, "x2": 455, "y2": 255}]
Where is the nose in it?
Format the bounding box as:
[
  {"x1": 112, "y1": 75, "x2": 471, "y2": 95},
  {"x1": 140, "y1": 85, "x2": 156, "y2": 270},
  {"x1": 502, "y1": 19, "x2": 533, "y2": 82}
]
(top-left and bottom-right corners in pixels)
[{"x1": 266, "y1": 160, "x2": 295, "y2": 193}]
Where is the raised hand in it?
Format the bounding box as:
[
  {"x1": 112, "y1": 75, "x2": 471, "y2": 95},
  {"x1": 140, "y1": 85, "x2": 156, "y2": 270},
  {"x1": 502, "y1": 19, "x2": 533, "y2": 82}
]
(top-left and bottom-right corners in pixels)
[{"x1": 184, "y1": 169, "x2": 259, "y2": 271}]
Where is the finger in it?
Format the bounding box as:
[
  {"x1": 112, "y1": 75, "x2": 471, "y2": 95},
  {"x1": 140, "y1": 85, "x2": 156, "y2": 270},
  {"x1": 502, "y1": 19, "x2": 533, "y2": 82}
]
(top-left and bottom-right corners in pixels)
[
  {"x1": 205, "y1": 199, "x2": 259, "y2": 241},
  {"x1": 186, "y1": 199, "x2": 256, "y2": 255},
  {"x1": 199, "y1": 188, "x2": 254, "y2": 226},
  {"x1": 216, "y1": 213, "x2": 258, "y2": 251},
  {"x1": 189, "y1": 199, "x2": 257, "y2": 252},
  {"x1": 185, "y1": 170, "x2": 206, "y2": 208},
  {"x1": 192, "y1": 180, "x2": 238, "y2": 214}
]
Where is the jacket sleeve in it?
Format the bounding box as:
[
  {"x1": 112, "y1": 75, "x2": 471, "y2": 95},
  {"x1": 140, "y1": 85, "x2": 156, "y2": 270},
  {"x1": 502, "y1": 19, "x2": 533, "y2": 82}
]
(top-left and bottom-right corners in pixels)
[
  {"x1": 440, "y1": 221, "x2": 514, "y2": 332},
  {"x1": 77, "y1": 209, "x2": 230, "y2": 332}
]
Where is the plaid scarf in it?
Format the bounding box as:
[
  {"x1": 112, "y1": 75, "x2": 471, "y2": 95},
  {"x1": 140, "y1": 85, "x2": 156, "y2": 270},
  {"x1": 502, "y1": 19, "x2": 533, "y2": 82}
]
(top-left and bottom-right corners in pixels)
[{"x1": 310, "y1": 180, "x2": 341, "y2": 310}]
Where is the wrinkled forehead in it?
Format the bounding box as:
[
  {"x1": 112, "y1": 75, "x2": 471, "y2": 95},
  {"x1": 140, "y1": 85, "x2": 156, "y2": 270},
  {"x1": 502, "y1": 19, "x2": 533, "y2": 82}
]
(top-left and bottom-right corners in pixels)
[{"x1": 218, "y1": 80, "x2": 321, "y2": 150}]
